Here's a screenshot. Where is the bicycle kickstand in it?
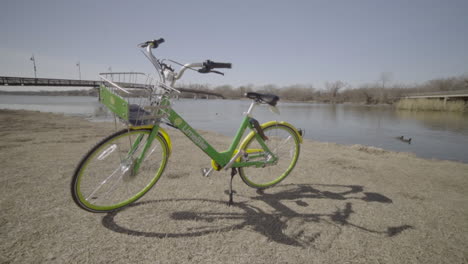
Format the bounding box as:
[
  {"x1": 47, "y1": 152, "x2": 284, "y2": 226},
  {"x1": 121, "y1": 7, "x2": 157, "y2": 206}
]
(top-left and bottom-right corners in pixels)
[{"x1": 228, "y1": 168, "x2": 237, "y2": 206}]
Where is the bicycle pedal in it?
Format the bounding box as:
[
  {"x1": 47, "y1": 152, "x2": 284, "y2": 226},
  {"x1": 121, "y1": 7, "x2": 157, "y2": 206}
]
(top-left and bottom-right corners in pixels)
[{"x1": 201, "y1": 167, "x2": 213, "y2": 177}]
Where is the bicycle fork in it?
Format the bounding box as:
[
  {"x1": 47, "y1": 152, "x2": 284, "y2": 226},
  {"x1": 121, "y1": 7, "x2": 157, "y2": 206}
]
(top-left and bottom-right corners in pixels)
[{"x1": 130, "y1": 125, "x2": 161, "y2": 175}]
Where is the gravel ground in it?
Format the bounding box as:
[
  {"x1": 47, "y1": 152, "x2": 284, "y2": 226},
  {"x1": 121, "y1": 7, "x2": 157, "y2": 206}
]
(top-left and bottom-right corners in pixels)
[{"x1": 1, "y1": 109, "x2": 467, "y2": 264}]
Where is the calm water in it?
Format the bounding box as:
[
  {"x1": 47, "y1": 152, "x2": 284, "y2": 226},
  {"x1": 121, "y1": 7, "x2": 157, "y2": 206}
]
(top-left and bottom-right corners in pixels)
[{"x1": 1, "y1": 95, "x2": 468, "y2": 163}]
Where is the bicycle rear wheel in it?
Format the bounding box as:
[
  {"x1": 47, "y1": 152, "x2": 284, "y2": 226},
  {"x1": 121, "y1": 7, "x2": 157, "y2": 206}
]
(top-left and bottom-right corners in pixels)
[
  {"x1": 239, "y1": 123, "x2": 300, "y2": 189},
  {"x1": 71, "y1": 128, "x2": 169, "y2": 212}
]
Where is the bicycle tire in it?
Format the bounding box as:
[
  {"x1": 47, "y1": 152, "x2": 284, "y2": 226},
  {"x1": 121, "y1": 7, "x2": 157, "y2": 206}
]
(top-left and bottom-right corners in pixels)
[
  {"x1": 71, "y1": 128, "x2": 169, "y2": 213},
  {"x1": 239, "y1": 123, "x2": 300, "y2": 189}
]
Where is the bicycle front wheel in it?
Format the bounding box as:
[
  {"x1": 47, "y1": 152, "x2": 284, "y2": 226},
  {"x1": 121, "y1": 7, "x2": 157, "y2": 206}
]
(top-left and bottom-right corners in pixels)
[
  {"x1": 239, "y1": 123, "x2": 300, "y2": 189},
  {"x1": 71, "y1": 128, "x2": 169, "y2": 213}
]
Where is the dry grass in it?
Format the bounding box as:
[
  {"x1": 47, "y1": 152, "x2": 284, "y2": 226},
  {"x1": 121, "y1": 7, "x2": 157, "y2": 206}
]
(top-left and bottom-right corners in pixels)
[{"x1": 396, "y1": 98, "x2": 466, "y2": 112}]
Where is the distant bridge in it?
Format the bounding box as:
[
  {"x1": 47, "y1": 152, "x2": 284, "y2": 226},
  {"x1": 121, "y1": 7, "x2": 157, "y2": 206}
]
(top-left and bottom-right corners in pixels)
[
  {"x1": 403, "y1": 90, "x2": 468, "y2": 102},
  {"x1": 0, "y1": 76, "x2": 225, "y2": 99}
]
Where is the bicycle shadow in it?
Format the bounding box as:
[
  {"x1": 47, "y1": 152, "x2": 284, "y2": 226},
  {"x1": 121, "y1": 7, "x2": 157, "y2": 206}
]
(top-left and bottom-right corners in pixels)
[
  {"x1": 102, "y1": 183, "x2": 413, "y2": 249},
  {"x1": 246, "y1": 184, "x2": 412, "y2": 248}
]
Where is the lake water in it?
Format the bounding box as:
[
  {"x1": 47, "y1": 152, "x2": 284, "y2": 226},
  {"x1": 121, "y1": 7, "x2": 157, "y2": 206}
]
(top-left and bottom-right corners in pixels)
[{"x1": 1, "y1": 95, "x2": 468, "y2": 163}]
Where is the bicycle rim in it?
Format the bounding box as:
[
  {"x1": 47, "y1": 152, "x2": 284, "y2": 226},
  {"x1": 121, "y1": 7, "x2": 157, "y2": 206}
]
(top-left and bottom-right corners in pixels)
[
  {"x1": 71, "y1": 129, "x2": 168, "y2": 212},
  {"x1": 239, "y1": 124, "x2": 300, "y2": 189}
]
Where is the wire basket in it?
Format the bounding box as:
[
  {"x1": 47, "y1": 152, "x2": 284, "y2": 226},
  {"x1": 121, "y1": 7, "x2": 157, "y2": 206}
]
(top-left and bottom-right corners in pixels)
[{"x1": 98, "y1": 72, "x2": 169, "y2": 126}]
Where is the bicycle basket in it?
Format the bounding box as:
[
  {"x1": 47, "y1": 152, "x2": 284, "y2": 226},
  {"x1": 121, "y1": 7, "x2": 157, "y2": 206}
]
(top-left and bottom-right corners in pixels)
[{"x1": 99, "y1": 72, "x2": 168, "y2": 126}]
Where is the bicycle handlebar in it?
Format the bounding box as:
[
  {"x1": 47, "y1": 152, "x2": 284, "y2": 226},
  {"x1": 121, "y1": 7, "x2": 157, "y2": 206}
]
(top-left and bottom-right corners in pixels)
[{"x1": 139, "y1": 38, "x2": 232, "y2": 83}]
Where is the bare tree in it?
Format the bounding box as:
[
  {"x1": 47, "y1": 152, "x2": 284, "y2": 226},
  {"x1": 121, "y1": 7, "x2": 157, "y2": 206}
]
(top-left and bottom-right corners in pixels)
[
  {"x1": 213, "y1": 85, "x2": 237, "y2": 98},
  {"x1": 277, "y1": 84, "x2": 315, "y2": 101},
  {"x1": 258, "y1": 84, "x2": 279, "y2": 94},
  {"x1": 325, "y1": 81, "x2": 347, "y2": 103}
]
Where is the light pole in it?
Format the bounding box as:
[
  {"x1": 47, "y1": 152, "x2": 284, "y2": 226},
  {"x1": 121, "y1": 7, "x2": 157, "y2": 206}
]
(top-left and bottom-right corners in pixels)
[
  {"x1": 30, "y1": 54, "x2": 37, "y2": 78},
  {"x1": 76, "y1": 62, "x2": 81, "y2": 80}
]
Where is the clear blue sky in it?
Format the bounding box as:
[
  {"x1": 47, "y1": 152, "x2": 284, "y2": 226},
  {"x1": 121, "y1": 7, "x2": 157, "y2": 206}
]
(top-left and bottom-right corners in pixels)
[{"x1": 1, "y1": 0, "x2": 467, "y2": 89}]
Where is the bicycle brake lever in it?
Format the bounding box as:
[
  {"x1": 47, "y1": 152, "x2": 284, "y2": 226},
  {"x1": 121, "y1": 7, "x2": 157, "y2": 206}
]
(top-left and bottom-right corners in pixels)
[
  {"x1": 198, "y1": 67, "x2": 210, "y2": 73},
  {"x1": 210, "y1": 70, "x2": 224, "y2": 76},
  {"x1": 197, "y1": 67, "x2": 224, "y2": 75}
]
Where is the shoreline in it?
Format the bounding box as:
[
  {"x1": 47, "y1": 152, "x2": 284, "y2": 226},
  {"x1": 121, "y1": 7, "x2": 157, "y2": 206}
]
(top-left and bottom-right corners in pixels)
[
  {"x1": 0, "y1": 106, "x2": 468, "y2": 164},
  {"x1": 0, "y1": 90, "x2": 392, "y2": 104}
]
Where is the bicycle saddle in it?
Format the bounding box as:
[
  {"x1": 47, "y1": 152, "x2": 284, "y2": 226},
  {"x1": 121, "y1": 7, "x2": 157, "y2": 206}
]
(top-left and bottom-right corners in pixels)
[{"x1": 245, "y1": 92, "x2": 280, "y2": 106}]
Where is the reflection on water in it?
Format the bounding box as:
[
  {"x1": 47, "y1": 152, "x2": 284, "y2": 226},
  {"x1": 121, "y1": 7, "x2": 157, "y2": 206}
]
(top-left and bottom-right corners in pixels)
[
  {"x1": 396, "y1": 110, "x2": 468, "y2": 136},
  {"x1": 1, "y1": 95, "x2": 467, "y2": 163}
]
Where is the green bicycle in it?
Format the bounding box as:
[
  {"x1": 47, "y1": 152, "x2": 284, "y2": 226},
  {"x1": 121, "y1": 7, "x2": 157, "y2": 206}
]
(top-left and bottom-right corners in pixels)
[{"x1": 71, "y1": 38, "x2": 303, "y2": 213}]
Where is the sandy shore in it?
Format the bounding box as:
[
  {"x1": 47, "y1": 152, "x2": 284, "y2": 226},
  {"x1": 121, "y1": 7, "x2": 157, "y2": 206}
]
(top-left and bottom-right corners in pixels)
[{"x1": 1, "y1": 109, "x2": 467, "y2": 263}]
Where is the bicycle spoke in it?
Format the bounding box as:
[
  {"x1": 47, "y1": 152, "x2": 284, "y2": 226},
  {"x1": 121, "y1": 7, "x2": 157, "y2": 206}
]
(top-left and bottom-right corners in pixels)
[
  {"x1": 85, "y1": 167, "x2": 121, "y2": 201},
  {"x1": 271, "y1": 135, "x2": 292, "y2": 154},
  {"x1": 99, "y1": 170, "x2": 126, "y2": 201}
]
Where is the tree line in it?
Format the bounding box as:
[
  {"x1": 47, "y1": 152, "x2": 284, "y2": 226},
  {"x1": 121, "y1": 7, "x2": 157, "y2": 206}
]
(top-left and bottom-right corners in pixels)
[
  {"x1": 177, "y1": 74, "x2": 468, "y2": 104},
  {"x1": 2, "y1": 74, "x2": 466, "y2": 104}
]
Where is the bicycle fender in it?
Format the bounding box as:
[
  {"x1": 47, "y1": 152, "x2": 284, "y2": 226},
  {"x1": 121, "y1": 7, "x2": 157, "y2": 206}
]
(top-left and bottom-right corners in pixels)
[
  {"x1": 131, "y1": 126, "x2": 172, "y2": 155},
  {"x1": 158, "y1": 127, "x2": 172, "y2": 155},
  {"x1": 238, "y1": 121, "x2": 303, "y2": 150}
]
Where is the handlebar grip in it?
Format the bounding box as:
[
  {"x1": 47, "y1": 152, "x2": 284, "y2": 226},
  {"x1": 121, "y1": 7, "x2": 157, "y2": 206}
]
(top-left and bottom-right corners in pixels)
[
  {"x1": 204, "y1": 60, "x2": 232, "y2": 69},
  {"x1": 154, "y1": 38, "x2": 165, "y2": 46},
  {"x1": 138, "y1": 38, "x2": 165, "y2": 48}
]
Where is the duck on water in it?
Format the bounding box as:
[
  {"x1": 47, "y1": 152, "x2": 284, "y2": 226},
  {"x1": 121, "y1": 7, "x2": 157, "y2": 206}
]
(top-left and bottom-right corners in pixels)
[{"x1": 396, "y1": 136, "x2": 412, "y2": 144}]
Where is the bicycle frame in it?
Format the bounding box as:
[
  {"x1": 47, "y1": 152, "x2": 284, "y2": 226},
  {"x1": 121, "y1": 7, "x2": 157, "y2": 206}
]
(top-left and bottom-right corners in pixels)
[{"x1": 131, "y1": 96, "x2": 276, "y2": 174}]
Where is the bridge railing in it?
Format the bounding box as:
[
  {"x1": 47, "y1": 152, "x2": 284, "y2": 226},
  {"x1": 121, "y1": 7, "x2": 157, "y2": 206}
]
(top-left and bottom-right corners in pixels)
[
  {"x1": 0, "y1": 76, "x2": 103, "y2": 87},
  {"x1": 0, "y1": 76, "x2": 225, "y2": 99}
]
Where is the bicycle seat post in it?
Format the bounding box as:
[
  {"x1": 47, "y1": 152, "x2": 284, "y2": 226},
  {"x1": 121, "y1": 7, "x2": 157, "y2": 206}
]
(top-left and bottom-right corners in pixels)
[{"x1": 244, "y1": 101, "x2": 257, "y2": 116}]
